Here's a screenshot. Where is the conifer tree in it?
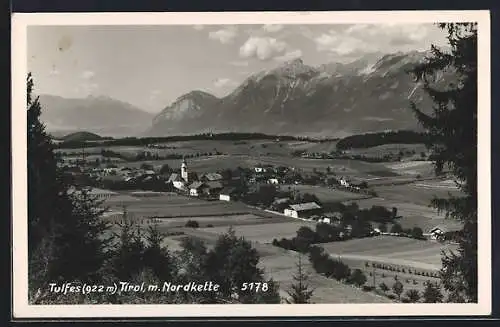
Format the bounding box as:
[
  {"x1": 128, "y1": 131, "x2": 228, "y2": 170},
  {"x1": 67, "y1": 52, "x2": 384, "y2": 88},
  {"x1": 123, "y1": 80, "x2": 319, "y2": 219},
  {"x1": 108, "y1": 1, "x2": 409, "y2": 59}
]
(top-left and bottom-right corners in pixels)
[
  {"x1": 286, "y1": 254, "x2": 314, "y2": 304},
  {"x1": 27, "y1": 73, "x2": 110, "y2": 302},
  {"x1": 409, "y1": 23, "x2": 478, "y2": 302}
]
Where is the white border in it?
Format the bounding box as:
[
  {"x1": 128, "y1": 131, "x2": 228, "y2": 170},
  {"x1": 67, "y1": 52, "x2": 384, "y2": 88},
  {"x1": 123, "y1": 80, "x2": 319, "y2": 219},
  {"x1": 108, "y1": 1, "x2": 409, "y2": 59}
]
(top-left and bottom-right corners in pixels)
[{"x1": 11, "y1": 10, "x2": 491, "y2": 318}]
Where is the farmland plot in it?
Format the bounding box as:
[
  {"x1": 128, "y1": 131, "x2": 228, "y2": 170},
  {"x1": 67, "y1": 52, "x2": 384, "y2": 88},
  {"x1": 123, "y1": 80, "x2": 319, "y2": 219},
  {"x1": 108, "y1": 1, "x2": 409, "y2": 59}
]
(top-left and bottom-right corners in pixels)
[
  {"x1": 281, "y1": 184, "x2": 370, "y2": 202},
  {"x1": 198, "y1": 221, "x2": 317, "y2": 244},
  {"x1": 321, "y1": 236, "x2": 458, "y2": 270}
]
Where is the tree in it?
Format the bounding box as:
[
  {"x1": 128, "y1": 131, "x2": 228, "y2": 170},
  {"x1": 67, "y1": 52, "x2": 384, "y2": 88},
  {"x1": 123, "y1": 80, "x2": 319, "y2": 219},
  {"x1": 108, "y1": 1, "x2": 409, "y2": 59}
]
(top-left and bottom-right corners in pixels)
[
  {"x1": 379, "y1": 282, "x2": 390, "y2": 293},
  {"x1": 203, "y1": 228, "x2": 280, "y2": 303},
  {"x1": 286, "y1": 255, "x2": 314, "y2": 303},
  {"x1": 143, "y1": 222, "x2": 175, "y2": 281},
  {"x1": 27, "y1": 73, "x2": 111, "y2": 303},
  {"x1": 422, "y1": 280, "x2": 444, "y2": 303},
  {"x1": 159, "y1": 164, "x2": 172, "y2": 175},
  {"x1": 392, "y1": 280, "x2": 404, "y2": 301},
  {"x1": 390, "y1": 223, "x2": 403, "y2": 234},
  {"x1": 349, "y1": 269, "x2": 367, "y2": 288},
  {"x1": 410, "y1": 227, "x2": 424, "y2": 240},
  {"x1": 110, "y1": 208, "x2": 146, "y2": 281},
  {"x1": 391, "y1": 207, "x2": 398, "y2": 219},
  {"x1": 185, "y1": 220, "x2": 199, "y2": 228},
  {"x1": 404, "y1": 289, "x2": 421, "y2": 303},
  {"x1": 410, "y1": 23, "x2": 478, "y2": 302}
]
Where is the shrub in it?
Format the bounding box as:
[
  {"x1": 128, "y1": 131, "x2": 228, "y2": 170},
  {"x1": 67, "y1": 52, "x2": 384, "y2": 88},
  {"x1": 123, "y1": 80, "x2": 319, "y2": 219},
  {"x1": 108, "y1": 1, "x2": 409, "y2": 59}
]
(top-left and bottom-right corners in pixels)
[
  {"x1": 185, "y1": 220, "x2": 199, "y2": 228},
  {"x1": 379, "y1": 282, "x2": 390, "y2": 293},
  {"x1": 362, "y1": 285, "x2": 375, "y2": 292}
]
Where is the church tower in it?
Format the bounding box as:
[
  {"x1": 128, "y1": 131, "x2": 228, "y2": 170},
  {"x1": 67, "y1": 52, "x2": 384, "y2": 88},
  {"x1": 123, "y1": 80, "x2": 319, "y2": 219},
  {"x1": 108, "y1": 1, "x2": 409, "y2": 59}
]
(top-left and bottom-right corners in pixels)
[{"x1": 181, "y1": 158, "x2": 188, "y2": 182}]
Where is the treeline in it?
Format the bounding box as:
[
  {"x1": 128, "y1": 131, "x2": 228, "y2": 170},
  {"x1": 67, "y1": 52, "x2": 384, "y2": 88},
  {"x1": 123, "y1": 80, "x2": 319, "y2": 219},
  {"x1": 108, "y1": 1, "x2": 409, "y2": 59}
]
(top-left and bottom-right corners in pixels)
[
  {"x1": 336, "y1": 130, "x2": 429, "y2": 150},
  {"x1": 57, "y1": 133, "x2": 313, "y2": 149}
]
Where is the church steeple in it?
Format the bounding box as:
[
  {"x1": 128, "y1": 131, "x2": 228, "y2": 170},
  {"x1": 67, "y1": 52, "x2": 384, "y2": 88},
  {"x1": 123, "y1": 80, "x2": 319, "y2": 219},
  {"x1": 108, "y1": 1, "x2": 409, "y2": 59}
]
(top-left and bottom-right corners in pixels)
[{"x1": 181, "y1": 157, "x2": 188, "y2": 182}]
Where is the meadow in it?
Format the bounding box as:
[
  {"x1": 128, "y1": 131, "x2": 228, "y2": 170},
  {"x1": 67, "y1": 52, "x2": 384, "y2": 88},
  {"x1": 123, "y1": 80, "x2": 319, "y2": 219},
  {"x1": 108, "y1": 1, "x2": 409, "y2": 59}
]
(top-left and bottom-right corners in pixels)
[{"x1": 321, "y1": 236, "x2": 458, "y2": 270}]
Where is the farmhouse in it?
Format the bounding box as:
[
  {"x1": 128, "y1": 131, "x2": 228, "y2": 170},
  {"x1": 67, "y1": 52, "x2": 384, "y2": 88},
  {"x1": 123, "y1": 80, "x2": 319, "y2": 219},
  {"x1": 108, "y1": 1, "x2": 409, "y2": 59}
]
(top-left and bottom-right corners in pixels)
[
  {"x1": 254, "y1": 166, "x2": 266, "y2": 173},
  {"x1": 189, "y1": 181, "x2": 208, "y2": 197},
  {"x1": 219, "y1": 187, "x2": 238, "y2": 201},
  {"x1": 284, "y1": 202, "x2": 322, "y2": 219},
  {"x1": 339, "y1": 177, "x2": 350, "y2": 187},
  {"x1": 428, "y1": 226, "x2": 448, "y2": 240},
  {"x1": 201, "y1": 172, "x2": 224, "y2": 182},
  {"x1": 268, "y1": 178, "x2": 279, "y2": 185}
]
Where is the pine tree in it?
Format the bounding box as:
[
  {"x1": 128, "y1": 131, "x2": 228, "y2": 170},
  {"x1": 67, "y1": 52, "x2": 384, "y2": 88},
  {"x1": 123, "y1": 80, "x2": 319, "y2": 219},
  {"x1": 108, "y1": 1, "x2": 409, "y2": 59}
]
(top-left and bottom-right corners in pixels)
[
  {"x1": 422, "y1": 280, "x2": 444, "y2": 303},
  {"x1": 27, "y1": 73, "x2": 111, "y2": 302},
  {"x1": 286, "y1": 254, "x2": 314, "y2": 304},
  {"x1": 409, "y1": 23, "x2": 478, "y2": 302},
  {"x1": 143, "y1": 222, "x2": 175, "y2": 281}
]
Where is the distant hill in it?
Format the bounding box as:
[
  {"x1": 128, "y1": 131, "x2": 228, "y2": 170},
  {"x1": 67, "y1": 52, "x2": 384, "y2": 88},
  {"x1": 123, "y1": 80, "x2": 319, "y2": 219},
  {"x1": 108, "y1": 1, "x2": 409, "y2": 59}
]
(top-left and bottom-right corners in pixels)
[
  {"x1": 38, "y1": 94, "x2": 154, "y2": 138},
  {"x1": 61, "y1": 131, "x2": 106, "y2": 142},
  {"x1": 148, "y1": 50, "x2": 454, "y2": 138}
]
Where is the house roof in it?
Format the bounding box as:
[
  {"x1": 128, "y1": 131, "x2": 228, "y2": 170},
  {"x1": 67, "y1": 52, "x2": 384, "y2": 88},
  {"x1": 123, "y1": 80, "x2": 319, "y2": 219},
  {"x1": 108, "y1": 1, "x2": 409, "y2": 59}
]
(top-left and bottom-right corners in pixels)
[
  {"x1": 189, "y1": 181, "x2": 206, "y2": 189},
  {"x1": 429, "y1": 225, "x2": 449, "y2": 233},
  {"x1": 168, "y1": 173, "x2": 182, "y2": 182},
  {"x1": 273, "y1": 197, "x2": 291, "y2": 204},
  {"x1": 289, "y1": 202, "x2": 322, "y2": 211}
]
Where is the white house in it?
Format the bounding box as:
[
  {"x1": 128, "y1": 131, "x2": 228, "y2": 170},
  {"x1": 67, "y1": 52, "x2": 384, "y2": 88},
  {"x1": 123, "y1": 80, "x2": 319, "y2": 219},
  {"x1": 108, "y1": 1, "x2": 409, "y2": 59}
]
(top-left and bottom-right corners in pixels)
[
  {"x1": 268, "y1": 178, "x2": 279, "y2": 185},
  {"x1": 284, "y1": 202, "x2": 322, "y2": 219},
  {"x1": 339, "y1": 177, "x2": 350, "y2": 187},
  {"x1": 189, "y1": 181, "x2": 207, "y2": 197},
  {"x1": 428, "y1": 226, "x2": 447, "y2": 240},
  {"x1": 219, "y1": 187, "x2": 237, "y2": 201},
  {"x1": 254, "y1": 166, "x2": 266, "y2": 173}
]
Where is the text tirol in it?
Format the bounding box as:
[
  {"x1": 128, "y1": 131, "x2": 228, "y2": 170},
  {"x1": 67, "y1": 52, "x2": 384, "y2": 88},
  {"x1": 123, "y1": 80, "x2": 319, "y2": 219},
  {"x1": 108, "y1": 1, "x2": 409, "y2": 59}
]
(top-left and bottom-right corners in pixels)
[{"x1": 162, "y1": 281, "x2": 220, "y2": 292}]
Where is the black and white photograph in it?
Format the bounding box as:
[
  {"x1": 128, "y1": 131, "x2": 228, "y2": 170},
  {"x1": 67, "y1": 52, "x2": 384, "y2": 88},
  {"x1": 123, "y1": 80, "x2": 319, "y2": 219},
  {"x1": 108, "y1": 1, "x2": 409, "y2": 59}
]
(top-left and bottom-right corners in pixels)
[{"x1": 11, "y1": 11, "x2": 491, "y2": 318}]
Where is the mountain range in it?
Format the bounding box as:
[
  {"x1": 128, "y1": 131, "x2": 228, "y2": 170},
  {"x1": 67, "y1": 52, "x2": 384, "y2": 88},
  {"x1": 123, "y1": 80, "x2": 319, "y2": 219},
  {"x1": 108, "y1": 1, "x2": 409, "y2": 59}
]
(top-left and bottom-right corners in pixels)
[
  {"x1": 38, "y1": 94, "x2": 154, "y2": 137},
  {"x1": 39, "y1": 50, "x2": 448, "y2": 139},
  {"x1": 148, "y1": 50, "x2": 442, "y2": 138}
]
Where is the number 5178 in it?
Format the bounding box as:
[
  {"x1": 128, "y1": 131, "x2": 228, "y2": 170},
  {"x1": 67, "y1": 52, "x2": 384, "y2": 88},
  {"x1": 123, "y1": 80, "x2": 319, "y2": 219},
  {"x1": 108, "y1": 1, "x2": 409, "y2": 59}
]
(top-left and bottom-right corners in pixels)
[{"x1": 240, "y1": 282, "x2": 269, "y2": 292}]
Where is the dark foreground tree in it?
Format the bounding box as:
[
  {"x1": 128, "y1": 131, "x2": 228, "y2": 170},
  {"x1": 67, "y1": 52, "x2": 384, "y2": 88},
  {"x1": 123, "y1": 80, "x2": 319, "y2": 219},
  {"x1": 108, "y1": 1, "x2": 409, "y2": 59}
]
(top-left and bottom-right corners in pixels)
[
  {"x1": 404, "y1": 289, "x2": 421, "y2": 303},
  {"x1": 409, "y1": 23, "x2": 478, "y2": 302},
  {"x1": 286, "y1": 254, "x2": 314, "y2": 303},
  {"x1": 27, "y1": 73, "x2": 111, "y2": 303},
  {"x1": 422, "y1": 280, "x2": 444, "y2": 303}
]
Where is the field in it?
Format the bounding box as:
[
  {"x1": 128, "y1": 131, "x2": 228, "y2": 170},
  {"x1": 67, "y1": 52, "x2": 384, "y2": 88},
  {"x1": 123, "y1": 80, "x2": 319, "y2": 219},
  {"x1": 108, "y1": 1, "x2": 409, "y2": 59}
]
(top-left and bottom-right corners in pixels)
[
  {"x1": 371, "y1": 181, "x2": 462, "y2": 206},
  {"x1": 347, "y1": 144, "x2": 427, "y2": 158},
  {"x1": 281, "y1": 184, "x2": 370, "y2": 202},
  {"x1": 321, "y1": 236, "x2": 458, "y2": 270}
]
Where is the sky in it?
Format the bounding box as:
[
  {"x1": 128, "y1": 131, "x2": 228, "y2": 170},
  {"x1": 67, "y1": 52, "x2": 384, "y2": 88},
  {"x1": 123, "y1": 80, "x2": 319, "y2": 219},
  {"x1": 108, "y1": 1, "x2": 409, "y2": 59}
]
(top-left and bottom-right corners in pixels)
[{"x1": 27, "y1": 23, "x2": 448, "y2": 113}]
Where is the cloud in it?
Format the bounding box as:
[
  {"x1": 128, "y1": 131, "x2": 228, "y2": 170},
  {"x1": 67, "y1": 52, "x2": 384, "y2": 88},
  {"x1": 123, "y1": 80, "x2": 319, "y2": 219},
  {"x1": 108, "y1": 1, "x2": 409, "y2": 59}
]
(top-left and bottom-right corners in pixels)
[
  {"x1": 209, "y1": 26, "x2": 238, "y2": 44},
  {"x1": 274, "y1": 49, "x2": 303, "y2": 62},
  {"x1": 313, "y1": 24, "x2": 447, "y2": 58},
  {"x1": 239, "y1": 37, "x2": 287, "y2": 61},
  {"x1": 193, "y1": 25, "x2": 205, "y2": 31},
  {"x1": 213, "y1": 78, "x2": 238, "y2": 89},
  {"x1": 229, "y1": 60, "x2": 249, "y2": 67},
  {"x1": 262, "y1": 24, "x2": 284, "y2": 33},
  {"x1": 81, "y1": 70, "x2": 95, "y2": 80}
]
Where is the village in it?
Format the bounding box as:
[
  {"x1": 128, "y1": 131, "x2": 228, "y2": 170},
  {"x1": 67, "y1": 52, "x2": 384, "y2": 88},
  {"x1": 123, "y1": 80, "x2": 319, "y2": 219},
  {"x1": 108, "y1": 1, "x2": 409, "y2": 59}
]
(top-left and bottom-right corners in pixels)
[{"x1": 65, "y1": 154, "x2": 455, "y2": 243}]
